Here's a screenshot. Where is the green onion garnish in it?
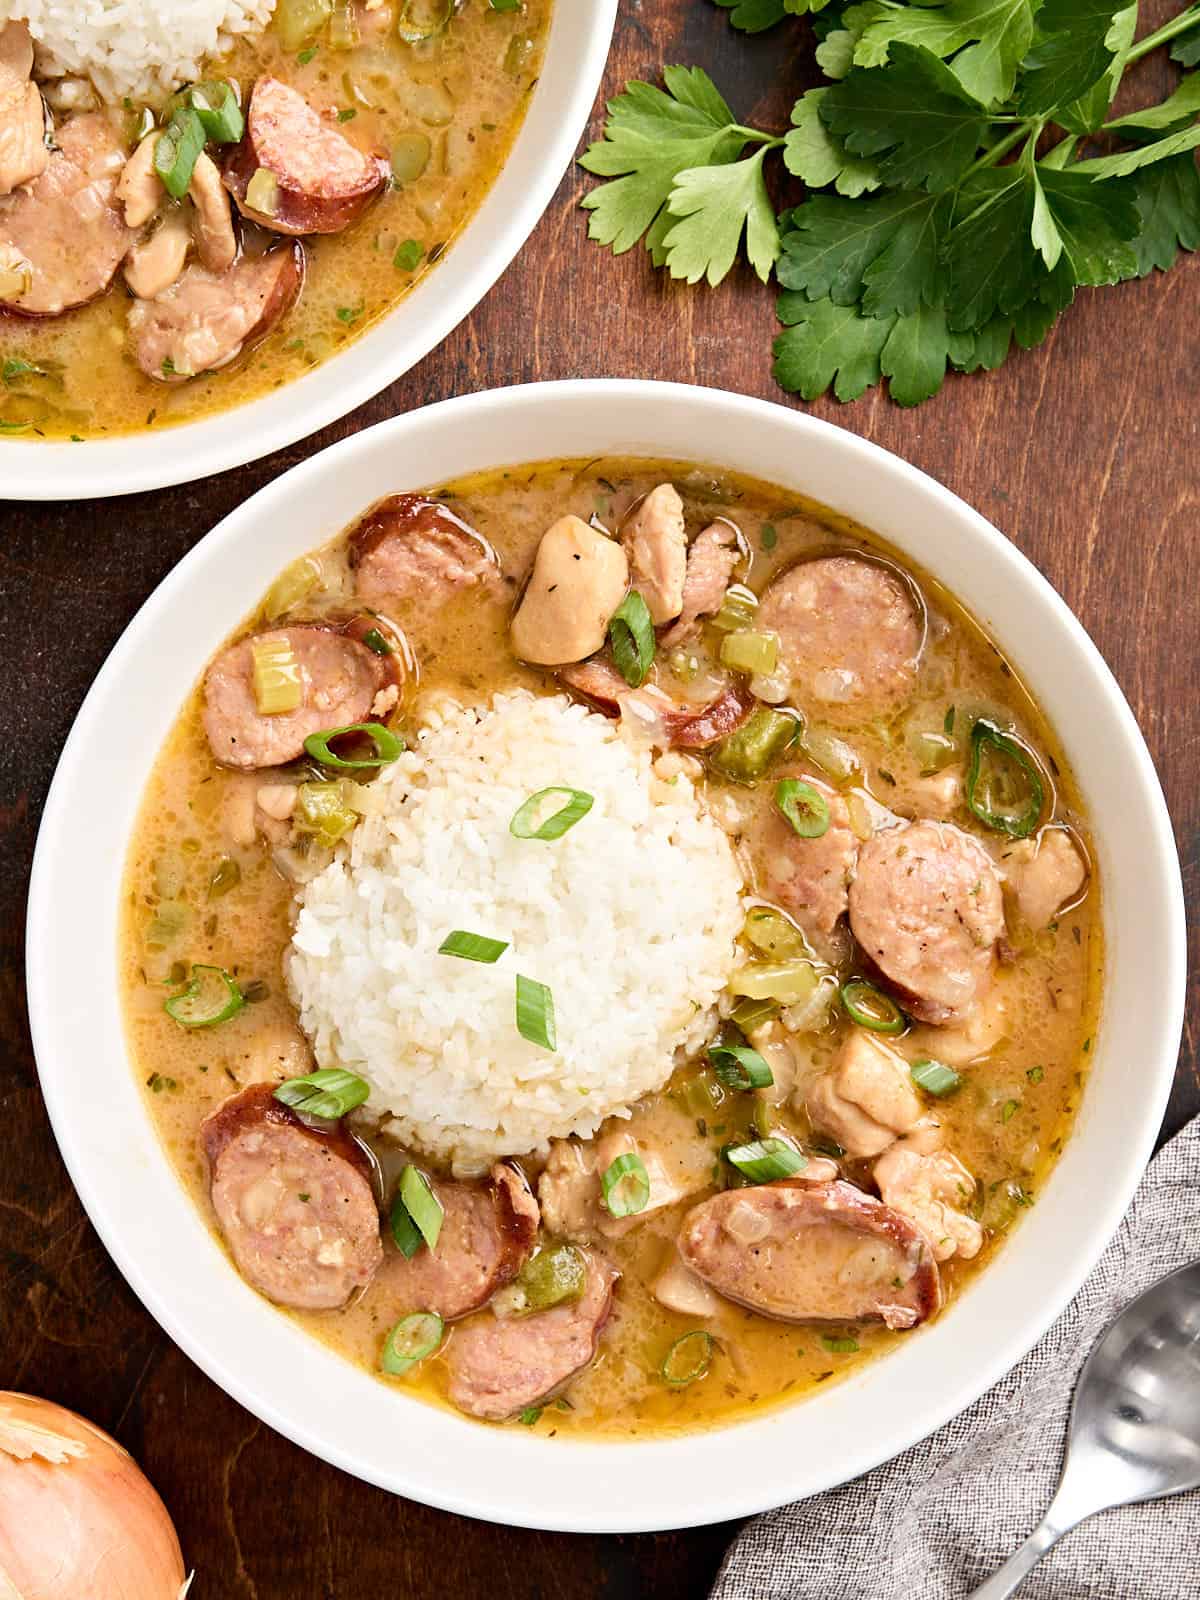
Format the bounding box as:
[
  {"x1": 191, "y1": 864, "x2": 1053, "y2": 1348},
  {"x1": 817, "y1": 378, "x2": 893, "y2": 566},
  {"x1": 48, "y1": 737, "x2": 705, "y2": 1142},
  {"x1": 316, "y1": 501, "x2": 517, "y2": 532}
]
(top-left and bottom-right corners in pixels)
[
  {"x1": 361, "y1": 627, "x2": 392, "y2": 655},
  {"x1": 608, "y1": 590, "x2": 655, "y2": 688},
  {"x1": 600, "y1": 1152, "x2": 650, "y2": 1218},
  {"x1": 965, "y1": 720, "x2": 1044, "y2": 839},
  {"x1": 518, "y1": 1407, "x2": 542, "y2": 1425},
  {"x1": 661, "y1": 1330, "x2": 714, "y2": 1387},
  {"x1": 709, "y1": 1042, "x2": 773, "y2": 1091},
  {"x1": 154, "y1": 106, "x2": 207, "y2": 199},
  {"x1": 397, "y1": 1165, "x2": 444, "y2": 1251},
  {"x1": 775, "y1": 779, "x2": 830, "y2": 839},
  {"x1": 509, "y1": 786, "x2": 594, "y2": 841},
  {"x1": 163, "y1": 964, "x2": 244, "y2": 1028},
  {"x1": 515, "y1": 974, "x2": 556, "y2": 1051},
  {"x1": 389, "y1": 1190, "x2": 423, "y2": 1258},
  {"x1": 184, "y1": 80, "x2": 244, "y2": 143},
  {"x1": 274, "y1": 1067, "x2": 370, "y2": 1120},
  {"x1": 910, "y1": 1058, "x2": 961, "y2": 1097},
  {"x1": 438, "y1": 930, "x2": 509, "y2": 963},
  {"x1": 724, "y1": 1137, "x2": 808, "y2": 1183},
  {"x1": 303, "y1": 722, "x2": 404, "y2": 769},
  {"x1": 840, "y1": 978, "x2": 906, "y2": 1035},
  {"x1": 380, "y1": 1311, "x2": 444, "y2": 1377}
]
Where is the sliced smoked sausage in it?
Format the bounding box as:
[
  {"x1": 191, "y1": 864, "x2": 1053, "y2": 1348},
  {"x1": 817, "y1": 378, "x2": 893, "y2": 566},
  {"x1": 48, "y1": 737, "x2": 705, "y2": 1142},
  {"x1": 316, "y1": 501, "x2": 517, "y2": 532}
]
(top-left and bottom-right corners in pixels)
[
  {"x1": 224, "y1": 76, "x2": 388, "y2": 236},
  {"x1": 848, "y1": 820, "x2": 1005, "y2": 1024},
  {"x1": 202, "y1": 620, "x2": 396, "y2": 770},
  {"x1": 349, "y1": 494, "x2": 501, "y2": 609},
  {"x1": 558, "y1": 658, "x2": 754, "y2": 750},
  {"x1": 677, "y1": 1178, "x2": 940, "y2": 1330},
  {"x1": 0, "y1": 113, "x2": 133, "y2": 315},
  {"x1": 761, "y1": 771, "x2": 858, "y2": 944},
  {"x1": 128, "y1": 242, "x2": 304, "y2": 382},
  {"x1": 444, "y1": 1249, "x2": 618, "y2": 1421},
  {"x1": 202, "y1": 1084, "x2": 383, "y2": 1311},
  {"x1": 374, "y1": 1163, "x2": 539, "y2": 1322},
  {"x1": 758, "y1": 555, "x2": 922, "y2": 718}
]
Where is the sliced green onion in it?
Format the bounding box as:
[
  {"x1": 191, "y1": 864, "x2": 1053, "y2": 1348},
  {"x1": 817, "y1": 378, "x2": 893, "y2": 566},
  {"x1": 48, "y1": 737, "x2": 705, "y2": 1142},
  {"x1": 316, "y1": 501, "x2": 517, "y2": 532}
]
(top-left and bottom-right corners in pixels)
[
  {"x1": 164, "y1": 964, "x2": 244, "y2": 1028},
  {"x1": 841, "y1": 978, "x2": 906, "y2": 1035},
  {"x1": 509, "y1": 786, "x2": 594, "y2": 841},
  {"x1": 661, "y1": 1330, "x2": 714, "y2": 1387},
  {"x1": 398, "y1": 1165, "x2": 444, "y2": 1250},
  {"x1": 709, "y1": 1043, "x2": 773, "y2": 1091},
  {"x1": 397, "y1": 0, "x2": 458, "y2": 43},
  {"x1": 489, "y1": 0, "x2": 522, "y2": 10},
  {"x1": 515, "y1": 974, "x2": 556, "y2": 1050},
  {"x1": 600, "y1": 1152, "x2": 650, "y2": 1218},
  {"x1": 389, "y1": 1190, "x2": 423, "y2": 1258},
  {"x1": 966, "y1": 720, "x2": 1044, "y2": 839},
  {"x1": 294, "y1": 779, "x2": 361, "y2": 847},
  {"x1": 910, "y1": 1058, "x2": 962, "y2": 1097},
  {"x1": 275, "y1": 1067, "x2": 369, "y2": 1120},
  {"x1": 518, "y1": 1407, "x2": 542, "y2": 1425},
  {"x1": 711, "y1": 584, "x2": 758, "y2": 633},
  {"x1": 730, "y1": 958, "x2": 821, "y2": 1006},
  {"x1": 608, "y1": 590, "x2": 655, "y2": 688},
  {"x1": 775, "y1": 779, "x2": 830, "y2": 839},
  {"x1": 515, "y1": 1244, "x2": 586, "y2": 1312},
  {"x1": 361, "y1": 627, "x2": 392, "y2": 655},
  {"x1": 304, "y1": 722, "x2": 404, "y2": 769},
  {"x1": 729, "y1": 995, "x2": 781, "y2": 1032},
  {"x1": 720, "y1": 629, "x2": 778, "y2": 677},
  {"x1": 381, "y1": 1311, "x2": 444, "y2": 1377},
  {"x1": 154, "y1": 107, "x2": 207, "y2": 199},
  {"x1": 251, "y1": 636, "x2": 303, "y2": 715},
  {"x1": 245, "y1": 166, "x2": 280, "y2": 216},
  {"x1": 184, "y1": 80, "x2": 244, "y2": 143},
  {"x1": 710, "y1": 706, "x2": 799, "y2": 784},
  {"x1": 724, "y1": 1137, "x2": 808, "y2": 1183},
  {"x1": 438, "y1": 930, "x2": 509, "y2": 963}
]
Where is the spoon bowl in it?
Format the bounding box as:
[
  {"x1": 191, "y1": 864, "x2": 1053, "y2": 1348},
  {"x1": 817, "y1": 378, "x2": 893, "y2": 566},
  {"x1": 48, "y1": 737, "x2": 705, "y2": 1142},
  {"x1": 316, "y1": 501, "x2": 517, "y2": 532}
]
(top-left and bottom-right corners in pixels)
[{"x1": 971, "y1": 1258, "x2": 1200, "y2": 1597}]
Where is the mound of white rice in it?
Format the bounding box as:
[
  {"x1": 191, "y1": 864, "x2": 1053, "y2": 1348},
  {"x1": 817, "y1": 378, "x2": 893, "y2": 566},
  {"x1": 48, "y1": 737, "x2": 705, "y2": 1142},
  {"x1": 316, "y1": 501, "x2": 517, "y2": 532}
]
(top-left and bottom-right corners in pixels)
[
  {"x1": 287, "y1": 692, "x2": 746, "y2": 1168},
  {"x1": 3, "y1": 0, "x2": 276, "y2": 104}
]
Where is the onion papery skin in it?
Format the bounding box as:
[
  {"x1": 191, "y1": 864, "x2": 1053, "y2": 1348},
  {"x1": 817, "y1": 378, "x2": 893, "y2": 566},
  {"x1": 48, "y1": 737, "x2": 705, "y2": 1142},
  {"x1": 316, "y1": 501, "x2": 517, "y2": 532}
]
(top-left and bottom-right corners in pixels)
[{"x1": 0, "y1": 1392, "x2": 187, "y2": 1600}]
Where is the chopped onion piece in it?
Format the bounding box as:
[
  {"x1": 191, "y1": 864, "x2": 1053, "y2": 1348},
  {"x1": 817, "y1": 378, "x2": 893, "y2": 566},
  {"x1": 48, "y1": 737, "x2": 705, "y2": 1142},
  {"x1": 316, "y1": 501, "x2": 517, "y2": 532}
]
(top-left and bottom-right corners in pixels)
[{"x1": 245, "y1": 166, "x2": 281, "y2": 216}]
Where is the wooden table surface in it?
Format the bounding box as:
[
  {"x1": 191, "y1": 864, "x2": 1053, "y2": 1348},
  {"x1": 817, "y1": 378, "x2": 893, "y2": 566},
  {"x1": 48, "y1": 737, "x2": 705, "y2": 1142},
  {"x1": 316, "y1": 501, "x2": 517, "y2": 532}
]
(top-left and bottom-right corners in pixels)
[{"x1": 1, "y1": 4, "x2": 1196, "y2": 1595}]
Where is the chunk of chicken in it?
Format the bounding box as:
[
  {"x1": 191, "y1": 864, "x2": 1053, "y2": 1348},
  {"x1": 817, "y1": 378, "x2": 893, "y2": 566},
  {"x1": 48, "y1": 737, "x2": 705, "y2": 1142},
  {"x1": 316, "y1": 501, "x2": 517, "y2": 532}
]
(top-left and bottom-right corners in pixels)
[
  {"x1": 124, "y1": 205, "x2": 191, "y2": 299},
  {"x1": 653, "y1": 1249, "x2": 722, "y2": 1318},
  {"x1": 1003, "y1": 827, "x2": 1088, "y2": 931},
  {"x1": 874, "y1": 1141, "x2": 983, "y2": 1262},
  {"x1": 189, "y1": 150, "x2": 237, "y2": 272},
  {"x1": 537, "y1": 1129, "x2": 695, "y2": 1242},
  {"x1": 806, "y1": 1030, "x2": 923, "y2": 1158},
  {"x1": 620, "y1": 483, "x2": 687, "y2": 625},
  {"x1": 905, "y1": 981, "x2": 1011, "y2": 1067},
  {"x1": 661, "y1": 521, "x2": 741, "y2": 647},
  {"x1": 510, "y1": 516, "x2": 629, "y2": 666},
  {"x1": 0, "y1": 22, "x2": 48, "y2": 196},
  {"x1": 117, "y1": 131, "x2": 163, "y2": 228}
]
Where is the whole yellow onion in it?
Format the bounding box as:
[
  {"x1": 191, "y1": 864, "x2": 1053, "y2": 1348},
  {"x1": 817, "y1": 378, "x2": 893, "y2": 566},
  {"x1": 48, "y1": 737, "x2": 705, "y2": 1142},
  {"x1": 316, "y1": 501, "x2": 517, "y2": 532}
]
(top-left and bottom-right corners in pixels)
[{"x1": 0, "y1": 1392, "x2": 191, "y2": 1599}]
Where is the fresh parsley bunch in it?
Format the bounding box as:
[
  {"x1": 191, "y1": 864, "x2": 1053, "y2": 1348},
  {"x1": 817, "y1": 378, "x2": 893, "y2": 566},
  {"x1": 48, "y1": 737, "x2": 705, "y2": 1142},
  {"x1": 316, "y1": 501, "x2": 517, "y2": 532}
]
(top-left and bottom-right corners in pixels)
[{"x1": 581, "y1": 0, "x2": 1200, "y2": 404}]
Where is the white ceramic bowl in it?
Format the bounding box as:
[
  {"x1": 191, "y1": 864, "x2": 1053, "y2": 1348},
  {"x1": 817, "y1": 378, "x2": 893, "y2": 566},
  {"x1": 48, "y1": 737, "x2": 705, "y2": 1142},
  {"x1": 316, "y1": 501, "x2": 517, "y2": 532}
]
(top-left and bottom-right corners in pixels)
[
  {"x1": 0, "y1": 8, "x2": 616, "y2": 502},
  {"x1": 27, "y1": 382, "x2": 1186, "y2": 1532}
]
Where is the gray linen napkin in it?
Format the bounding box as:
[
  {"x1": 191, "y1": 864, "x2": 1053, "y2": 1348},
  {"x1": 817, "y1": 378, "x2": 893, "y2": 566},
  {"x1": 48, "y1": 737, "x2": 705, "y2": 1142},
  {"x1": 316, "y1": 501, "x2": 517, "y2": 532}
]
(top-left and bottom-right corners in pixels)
[{"x1": 712, "y1": 1117, "x2": 1200, "y2": 1600}]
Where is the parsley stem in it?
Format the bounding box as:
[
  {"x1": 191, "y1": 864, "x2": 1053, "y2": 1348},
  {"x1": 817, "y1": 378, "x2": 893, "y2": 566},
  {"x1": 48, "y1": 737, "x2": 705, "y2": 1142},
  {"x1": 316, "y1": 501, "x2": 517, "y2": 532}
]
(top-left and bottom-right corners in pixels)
[
  {"x1": 730, "y1": 125, "x2": 785, "y2": 148},
  {"x1": 1125, "y1": 2, "x2": 1200, "y2": 64},
  {"x1": 962, "y1": 123, "x2": 1033, "y2": 178}
]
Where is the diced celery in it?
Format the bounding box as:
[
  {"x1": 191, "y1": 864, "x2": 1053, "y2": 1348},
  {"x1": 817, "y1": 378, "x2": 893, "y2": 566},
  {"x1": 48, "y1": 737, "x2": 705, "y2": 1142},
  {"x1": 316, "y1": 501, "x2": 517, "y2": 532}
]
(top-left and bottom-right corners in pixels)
[
  {"x1": 252, "y1": 636, "x2": 303, "y2": 715},
  {"x1": 711, "y1": 583, "x2": 759, "y2": 633},
  {"x1": 515, "y1": 1245, "x2": 587, "y2": 1313},
  {"x1": 245, "y1": 167, "x2": 281, "y2": 217},
  {"x1": 330, "y1": 0, "x2": 360, "y2": 48},
  {"x1": 730, "y1": 959, "x2": 822, "y2": 1006},
  {"x1": 743, "y1": 907, "x2": 809, "y2": 962},
  {"x1": 391, "y1": 131, "x2": 432, "y2": 184},
  {"x1": 801, "y1": 724, "x2": 862, "y2": 783},
  {"x1": 263, "y1": 555, "x2": 322, "y2": 620},
  {"x1": 720, "y1": 630, "x2": 778, "y2": 677},
  {"x1": 294, "y1": 780, "x2": 361, "y2": 847},
  {"x1": 274, "y1": 0, "x2": 332, "y2": 49},
  {"x1": 145, "y1": 900, "x2": 190, "y2": 949}
]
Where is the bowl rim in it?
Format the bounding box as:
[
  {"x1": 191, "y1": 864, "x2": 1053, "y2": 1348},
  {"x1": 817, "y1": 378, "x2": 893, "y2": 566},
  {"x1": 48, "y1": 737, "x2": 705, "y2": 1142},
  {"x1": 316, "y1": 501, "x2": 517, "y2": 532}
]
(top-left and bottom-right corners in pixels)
[
  {"x1": 0, "y1": 5, "x2": 618, "y2": 502},
  {"x1": 26, "y1": 380, "x2": 1187, "y2": 1533}
]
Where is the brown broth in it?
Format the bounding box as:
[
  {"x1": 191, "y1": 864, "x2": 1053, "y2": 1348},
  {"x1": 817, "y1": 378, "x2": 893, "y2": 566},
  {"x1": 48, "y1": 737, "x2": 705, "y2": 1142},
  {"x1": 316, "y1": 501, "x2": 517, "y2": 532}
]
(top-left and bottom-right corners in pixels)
[
  {"x1": 120, "y1": 457, "x2": 1103, "y2": 1438},
  {"x1": 0, "y1": 2, "x2": 549, "y2": 440}
]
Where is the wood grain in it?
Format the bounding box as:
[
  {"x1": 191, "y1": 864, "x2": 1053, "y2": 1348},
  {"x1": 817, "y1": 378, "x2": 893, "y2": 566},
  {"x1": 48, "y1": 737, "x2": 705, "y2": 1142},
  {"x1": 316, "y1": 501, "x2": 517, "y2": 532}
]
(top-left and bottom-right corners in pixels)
[{"x1": 0, "y1": 3, "x2": 1196, "y2": 1593}]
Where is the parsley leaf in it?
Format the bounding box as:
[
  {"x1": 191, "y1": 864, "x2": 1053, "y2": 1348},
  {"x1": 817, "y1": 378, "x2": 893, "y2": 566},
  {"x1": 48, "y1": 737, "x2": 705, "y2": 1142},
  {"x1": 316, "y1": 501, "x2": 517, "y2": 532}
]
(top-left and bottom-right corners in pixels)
[
  {"x1": 714, "y1": 0, "x2": 825, "y2": 30},
  {"x1": 663, "y1": 146, "x2": 781, "y2": 283},
  {"x1": 1170, "y1": 4, "x2": 1200, "y2": 65},
  {"x1": 784, "y1": 89, "x2": 881, "y2": 196},
  {"x1": 822, "y1": 43, "x2": 990, "y2": 191},
  {"x1": 774, "y1": 294, "x2": 893, "y2": 399},
  {"x1": 1029, "y1": 158, "x2": 1140, "y2": 282},
  {"x1": 1019, "y1": 0, "x2": 1130, "y2": 116},
  {"x1": 1055, "y1": 1, "x2": 1137, "y2": 135},
  {"x1": 880, "y1": 303, "x2": 953, "y2": 404},
  {"x1": 1126, "y1": 152, "x2": 1200, "y2": 275},
  {"x1": 579, "y1": 67, "x2": 759, "y2": 256},
  {"x1": 1073, "y1": 123, "x2": 1200, "y2": 180},
  {"x1": 778, "y1": 189, "x2": 947, "y2": 314},
  {"x1": 853, "y1": 0, "x2": 1036, "y2": 106},
  {"x1": 1106, "y1": 71, "x2": 1200, "y2": 133}
]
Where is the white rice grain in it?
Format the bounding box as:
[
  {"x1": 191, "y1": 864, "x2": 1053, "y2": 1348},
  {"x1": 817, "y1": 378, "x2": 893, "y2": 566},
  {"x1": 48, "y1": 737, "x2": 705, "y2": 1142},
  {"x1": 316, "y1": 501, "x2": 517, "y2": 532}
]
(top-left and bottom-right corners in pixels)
[{"x1": 287, "y1": 692, "x2": 746, "y2": 1167}]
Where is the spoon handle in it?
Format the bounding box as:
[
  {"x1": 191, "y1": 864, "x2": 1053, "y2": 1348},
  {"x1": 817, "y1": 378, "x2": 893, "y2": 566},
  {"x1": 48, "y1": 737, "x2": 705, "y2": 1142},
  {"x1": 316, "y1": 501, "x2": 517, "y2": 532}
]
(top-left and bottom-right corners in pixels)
[{"x1": 965, "y1": 1516, "x2": 1068, "y2": 1598}]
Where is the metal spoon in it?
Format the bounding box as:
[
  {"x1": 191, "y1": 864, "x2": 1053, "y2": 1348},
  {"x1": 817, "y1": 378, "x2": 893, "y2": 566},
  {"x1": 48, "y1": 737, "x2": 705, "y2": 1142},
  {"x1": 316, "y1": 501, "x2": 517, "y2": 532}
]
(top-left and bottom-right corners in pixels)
[{"x1": 969, "y1": 1257, "x2": 1200, "y2": 1598}]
